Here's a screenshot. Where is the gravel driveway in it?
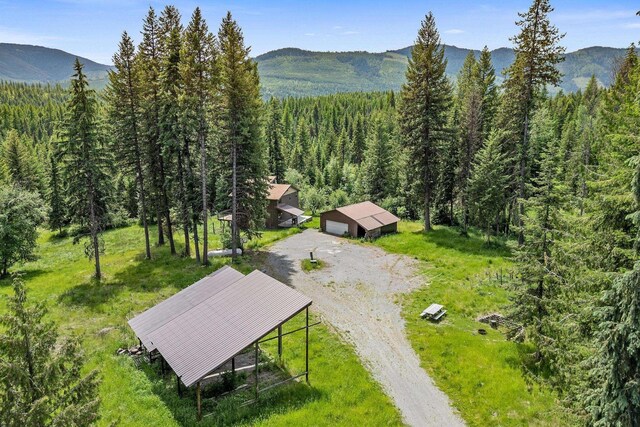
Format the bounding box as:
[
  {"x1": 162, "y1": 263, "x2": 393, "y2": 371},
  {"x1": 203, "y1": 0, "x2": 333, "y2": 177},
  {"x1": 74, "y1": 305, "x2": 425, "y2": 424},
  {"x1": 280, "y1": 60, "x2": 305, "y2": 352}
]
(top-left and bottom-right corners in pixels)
[{"x1": 264, "y1": 229, "x2": 464, "y2": 426}]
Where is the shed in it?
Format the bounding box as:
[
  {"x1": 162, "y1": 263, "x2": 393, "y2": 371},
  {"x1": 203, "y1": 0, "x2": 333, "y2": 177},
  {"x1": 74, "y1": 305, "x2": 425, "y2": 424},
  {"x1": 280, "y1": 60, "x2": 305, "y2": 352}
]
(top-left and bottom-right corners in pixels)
[
  {"x1": 320, "y1": 201, "x2": 399, "y2": 238},
  {"x1": 128, "y1": 267, "x2": 314, "y2": 419}
]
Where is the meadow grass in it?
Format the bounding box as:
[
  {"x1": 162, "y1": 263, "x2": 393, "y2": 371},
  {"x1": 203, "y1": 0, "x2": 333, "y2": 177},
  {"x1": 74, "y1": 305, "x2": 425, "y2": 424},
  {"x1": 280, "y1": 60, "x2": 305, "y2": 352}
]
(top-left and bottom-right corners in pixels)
[
  {"x1": 372, "y1": 221, "x2": 577, "y2": 426},
  {"x1": 300, "y1": 259, "x2": 325, "y2": 272},
  {"x1": 0, "y1": 221, "x2": 402, "y2": 426}
]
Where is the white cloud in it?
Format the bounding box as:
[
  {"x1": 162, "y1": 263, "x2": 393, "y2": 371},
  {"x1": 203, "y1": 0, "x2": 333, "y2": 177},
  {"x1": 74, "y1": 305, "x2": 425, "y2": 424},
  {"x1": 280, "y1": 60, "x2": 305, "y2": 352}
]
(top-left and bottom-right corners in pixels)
[
  {"x1": 621, "y1": 22, "x2": 640, "y2": 29},
  {"x1": 333, "y1": 25, "x2": 343, "y2": 30},
  {"x1": 304, "y1": 32, "x2": 315, "y2": 36},
  {"x1": 341, "y1": 31, "x2": 359, "y2": 35},
  {"x1": 444, "y1": 29, "x2": 465, "y2": 34}
]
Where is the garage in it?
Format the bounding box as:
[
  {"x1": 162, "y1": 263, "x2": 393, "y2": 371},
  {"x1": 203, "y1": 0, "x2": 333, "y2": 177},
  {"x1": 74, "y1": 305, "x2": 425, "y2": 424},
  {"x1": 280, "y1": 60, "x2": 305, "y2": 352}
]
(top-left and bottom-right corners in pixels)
[
  {"x1": 320, "y1": 201, "x2": 399, "y2": 239},
  {"x1": 325, "y1": 219, "x2": 349, "y2": 236}
]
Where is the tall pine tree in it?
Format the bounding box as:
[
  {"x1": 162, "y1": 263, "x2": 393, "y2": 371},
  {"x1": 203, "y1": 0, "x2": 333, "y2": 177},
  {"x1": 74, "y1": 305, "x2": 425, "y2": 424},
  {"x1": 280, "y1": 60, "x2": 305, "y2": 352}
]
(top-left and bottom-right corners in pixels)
[
  {"x1": 181, "y1": 7, "x2": 218, "y2": 265},
  {"x1": 399, "y1": 12, "x2": 452, "y2": 231},
  {"x1": 59, "y1": 59, "x2": 111, "y2": 279},
  {"x1": 501, "y1": 0, "x2": 565, "y2": 244},
  {"x1": 106, "y1": 31, "x2": 152, "y2": 259},
  {"x1": 217, "y1": 12, "x2": 267, "y2": 258}
]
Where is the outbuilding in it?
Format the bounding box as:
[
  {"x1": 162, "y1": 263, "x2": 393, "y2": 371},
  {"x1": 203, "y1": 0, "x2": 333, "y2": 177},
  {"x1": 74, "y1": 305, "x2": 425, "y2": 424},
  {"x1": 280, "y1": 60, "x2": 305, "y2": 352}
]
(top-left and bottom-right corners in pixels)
[
  {"x1": 128, "y1": 266, "x2": 314, "y2": 420},
  {"x1": 320, "y1": 201, "x2": 399, "y2": 238}
]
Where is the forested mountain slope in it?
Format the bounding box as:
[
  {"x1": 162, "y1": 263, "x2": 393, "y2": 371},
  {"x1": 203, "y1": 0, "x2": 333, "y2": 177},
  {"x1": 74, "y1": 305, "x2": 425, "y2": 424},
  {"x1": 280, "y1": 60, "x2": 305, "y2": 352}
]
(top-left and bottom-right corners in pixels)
[
  {"x1": 257, "y1": 45, "x2": 627, "y2": 97},
  {"x1": 0, "y1": 43, "x2": 111, "y2": 87},
  {"x1": 0, "y1": 42, "x2": 629, "y2": 96}
]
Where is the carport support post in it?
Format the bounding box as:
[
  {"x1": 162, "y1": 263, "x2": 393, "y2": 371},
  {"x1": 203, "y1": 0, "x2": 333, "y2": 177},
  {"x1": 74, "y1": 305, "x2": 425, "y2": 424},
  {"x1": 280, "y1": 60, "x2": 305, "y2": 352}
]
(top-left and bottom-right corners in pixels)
[
  {"x1": 254, "y1": 341, "x2": 259, "y2": 399},
  {"x1": 196, "y1": 382, "x2": 202, "y2": 421},
  {"x1": 278, "y1": 325, "x2": 283, "y2": 360},
  {"x1": 305, "y1": 306, "x2": 309, "y2": 383},
  {"x1": 176, "y1": 374, "x2": 182, "y2": 398}
]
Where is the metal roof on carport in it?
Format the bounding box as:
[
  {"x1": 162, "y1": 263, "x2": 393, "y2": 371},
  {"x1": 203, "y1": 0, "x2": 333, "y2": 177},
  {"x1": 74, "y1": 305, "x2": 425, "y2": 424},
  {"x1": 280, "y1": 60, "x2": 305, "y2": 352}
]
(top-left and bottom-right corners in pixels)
[
  {"x1": 128, "y1": 266, "x2": 244, "y2": 351},
  {"x1": 139, "y1": 269, "x2": 312, "y2": 387}
]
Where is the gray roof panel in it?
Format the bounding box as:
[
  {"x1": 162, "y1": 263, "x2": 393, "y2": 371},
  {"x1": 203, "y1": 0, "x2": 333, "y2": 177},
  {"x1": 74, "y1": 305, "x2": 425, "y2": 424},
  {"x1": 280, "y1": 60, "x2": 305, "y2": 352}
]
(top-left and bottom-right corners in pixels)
[
  {"x1": 146, "y1": 269, "x2": 312, "y2": 387},
  {"x1": 128, "y1": 266, "x2": 244, "y2": 351}
]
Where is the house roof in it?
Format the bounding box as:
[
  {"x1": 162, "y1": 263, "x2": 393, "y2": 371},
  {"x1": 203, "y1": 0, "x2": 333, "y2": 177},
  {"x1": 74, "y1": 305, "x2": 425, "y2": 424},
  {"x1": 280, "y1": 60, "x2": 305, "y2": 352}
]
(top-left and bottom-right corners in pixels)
[
  {"x1": 277, "y1": 203, "x2": 304, "y2": 217},
  {"x1": 128, "y1": 266, "x2": 244, "y2": 351},
  {"x1": 331, "y1": 201, "x2": 400, "y2": 231},
  {"x1": 140, "y1": 268, "x2": 312, "y2": 387},
  {"x1": 267, "y1": 183, "x2": 294, "y2": 201}
]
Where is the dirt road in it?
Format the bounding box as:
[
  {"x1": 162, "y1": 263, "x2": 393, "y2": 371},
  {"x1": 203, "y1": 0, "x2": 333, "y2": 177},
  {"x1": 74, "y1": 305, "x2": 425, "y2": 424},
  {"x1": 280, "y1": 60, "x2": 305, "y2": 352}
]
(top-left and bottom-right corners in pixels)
[{"x1": 264, "y1": 229, "x2": 464, "y2": 426}]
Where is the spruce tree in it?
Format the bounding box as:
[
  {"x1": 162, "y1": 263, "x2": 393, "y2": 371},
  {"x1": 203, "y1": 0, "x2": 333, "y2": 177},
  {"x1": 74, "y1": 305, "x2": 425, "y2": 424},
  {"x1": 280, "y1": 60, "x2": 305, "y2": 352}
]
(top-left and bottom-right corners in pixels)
[
  {"x1": 181, "y1": 7, "x2": 217, "y2": 265},
  {"x1": 217, "y1": 12, "x2": 267, "y2": 258},
  {"x1": 399, "y1": 12, "x2": 452, "y2": 231},
  {"x1": 2, "y1": 130, "x2": 43, "y2": 193},
  {"x1": 456, "y1": 52, "x2": 483, "y2": 233},
  {"x1": 139, "y1": 7, "x2": 176, "y2": 254},
  {"x1": 59, "y1": 59, "x2": 111, "y2": 279},
  {"x1": 266, "y1": 97, "x2": 285, "y2": 182},
  {"x1": 0, "y1": 276, "x2": 100, "y2": 426},
  {"x1": 501, "y1": 0, "x2": 565, "y2": 244},
  {"x1": 585, "y1": 263, "x2": 640, "y2": 426},
  {"x1": 47, "y1": 149, "x2": 65, "y2": 233},
  {"x1": 509, "y1": 108, "x2": 565, "y2": 363},
  {"x1": 361, "y1": 117, "x2": 392, "y2": 202},
  {"x1": 477, "y1": 46, "x2": 498, "y2": 140},
  {"x1": 467, "y1": 130, "x2": 509, "y2": 241},
  {"x1": 106, "y1": 31, "x2": 152, "y2": 259},
  {"x1": 352, "y1": 113, "x2": 365, "y2": 165},
  {"x1": 159, "y1": 5, "x2": 192, "y2": 257}
]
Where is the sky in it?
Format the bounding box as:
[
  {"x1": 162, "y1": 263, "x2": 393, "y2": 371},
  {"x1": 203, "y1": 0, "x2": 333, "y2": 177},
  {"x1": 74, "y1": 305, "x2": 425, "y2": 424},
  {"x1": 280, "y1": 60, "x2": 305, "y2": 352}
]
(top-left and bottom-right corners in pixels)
[{"x1": 1, "y1": 0, "x2": 639, "y2": 64}]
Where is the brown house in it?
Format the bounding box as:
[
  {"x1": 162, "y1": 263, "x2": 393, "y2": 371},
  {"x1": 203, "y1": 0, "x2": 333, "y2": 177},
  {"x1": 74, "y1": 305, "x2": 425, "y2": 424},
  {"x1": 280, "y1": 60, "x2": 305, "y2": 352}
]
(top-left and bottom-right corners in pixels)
[
  {"x1": 266, "y1": 183, "x2": 308, "y2": 228},
  {"x1": 320, "y1": 201, "x2": 399, "y2": 238}
]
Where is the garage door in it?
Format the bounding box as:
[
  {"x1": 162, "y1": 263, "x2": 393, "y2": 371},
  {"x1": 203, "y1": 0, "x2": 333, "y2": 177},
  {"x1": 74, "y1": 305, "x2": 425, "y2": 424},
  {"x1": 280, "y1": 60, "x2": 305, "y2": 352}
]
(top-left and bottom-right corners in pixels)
[{"x1": 325, "y1": 220, "x2": 349, "y2": 236}]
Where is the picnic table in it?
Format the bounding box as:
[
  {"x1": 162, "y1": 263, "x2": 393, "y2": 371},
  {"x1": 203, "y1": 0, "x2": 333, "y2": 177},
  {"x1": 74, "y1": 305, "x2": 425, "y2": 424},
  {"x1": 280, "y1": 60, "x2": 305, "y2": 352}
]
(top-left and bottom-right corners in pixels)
[{"x1": 420, "y1": 303, "x2": 447, "y2": 321}]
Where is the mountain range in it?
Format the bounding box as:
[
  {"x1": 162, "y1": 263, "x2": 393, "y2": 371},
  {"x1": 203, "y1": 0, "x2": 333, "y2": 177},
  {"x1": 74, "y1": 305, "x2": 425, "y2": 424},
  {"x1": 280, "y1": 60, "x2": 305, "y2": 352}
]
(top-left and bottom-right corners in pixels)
[
  {"x1": 0, "y1": 43, "x2": 112, "y2": 87},
  {"x1": 0, "y1": 42, "x2": 628, "y2": 97}
]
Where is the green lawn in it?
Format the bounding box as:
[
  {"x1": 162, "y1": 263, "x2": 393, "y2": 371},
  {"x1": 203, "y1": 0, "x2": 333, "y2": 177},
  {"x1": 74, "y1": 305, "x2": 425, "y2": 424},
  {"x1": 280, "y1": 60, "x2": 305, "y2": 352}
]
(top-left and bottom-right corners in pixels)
[
  {"x1": 0, "y1": 221, "x2": 402, "y2": 426},
  {"x1": 371, "y1": 221, "x2": 577, "y2": 426}
]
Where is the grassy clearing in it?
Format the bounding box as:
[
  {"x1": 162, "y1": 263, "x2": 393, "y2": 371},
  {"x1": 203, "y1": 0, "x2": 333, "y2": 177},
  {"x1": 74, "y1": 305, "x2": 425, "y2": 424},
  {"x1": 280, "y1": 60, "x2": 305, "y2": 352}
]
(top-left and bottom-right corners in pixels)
[
  {"x1": 301, "y1": 259, "x2": 325, "y2": 272},
  {"x1": 371, "y1": 221, "x2": 577, "y2": 426},
  {"x1": 0, "y1": 221, "x2": 402, "y2": 426}
]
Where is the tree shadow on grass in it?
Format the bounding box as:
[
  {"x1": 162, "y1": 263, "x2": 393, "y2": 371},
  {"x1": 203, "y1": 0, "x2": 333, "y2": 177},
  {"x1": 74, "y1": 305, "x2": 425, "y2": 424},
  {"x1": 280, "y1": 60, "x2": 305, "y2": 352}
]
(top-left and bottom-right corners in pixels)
[
  {"x1": 58, "y1": 245, "x2": 230, "y2": 309},
  {"x1": 410, "y1": 227, "x2": 512, "y2": 258},
  {"x1": 140, "y1": 357, "x2": 323, "y2": 426},
  {"x1": 0, "y1": 268, "x2": 48, "y2": 287}
]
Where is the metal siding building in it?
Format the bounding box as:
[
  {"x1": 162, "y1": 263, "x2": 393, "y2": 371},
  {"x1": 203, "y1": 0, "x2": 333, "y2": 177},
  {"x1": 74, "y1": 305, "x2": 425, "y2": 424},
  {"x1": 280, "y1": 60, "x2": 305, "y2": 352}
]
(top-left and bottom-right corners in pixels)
[{"x1": 320, "y1": 201, "x2": 399, "y2": 238}]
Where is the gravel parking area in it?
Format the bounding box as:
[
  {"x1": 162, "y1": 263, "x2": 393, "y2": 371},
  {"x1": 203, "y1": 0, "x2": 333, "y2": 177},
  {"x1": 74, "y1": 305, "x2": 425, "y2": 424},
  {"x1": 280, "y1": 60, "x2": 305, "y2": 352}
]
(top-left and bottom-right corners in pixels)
[{"x1": 264, "y1": 229, "x2": 464, "y2": 426}]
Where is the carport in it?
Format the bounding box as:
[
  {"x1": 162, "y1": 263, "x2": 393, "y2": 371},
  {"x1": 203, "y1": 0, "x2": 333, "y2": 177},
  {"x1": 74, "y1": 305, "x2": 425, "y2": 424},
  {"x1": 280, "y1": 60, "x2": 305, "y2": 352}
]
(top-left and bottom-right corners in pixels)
[
  {"x1": 320, "y1": 201, "x2": 399, "y2": 238},
  {"x1": 128, "y1": 266, "x2": 314, "y2": 420}
]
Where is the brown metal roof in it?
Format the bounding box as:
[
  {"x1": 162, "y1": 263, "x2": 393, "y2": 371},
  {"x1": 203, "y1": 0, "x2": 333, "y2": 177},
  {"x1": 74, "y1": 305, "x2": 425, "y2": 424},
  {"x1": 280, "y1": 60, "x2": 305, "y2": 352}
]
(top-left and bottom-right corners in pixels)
[
  {"x1": 372, "y1": 211, "x2": 399, "y2": 227},
  {"x1": 145, "y1": 269, "x2": 312, "y2": 387},
  {"x1": 329, "y1": 201, "x2": 400, "y2": 230},
  {"x1": 356, "y1": 216, "x2": 384, "y2": 231},
  {"x1": 277, "y1": 203, "x2": 304, "y2": 216},
  {"x1": 128, "y1": 266, "x2": 244, "y2": 351},
  {"x1": 267, "y1": 183, "x2": 293, "y2": 201}
]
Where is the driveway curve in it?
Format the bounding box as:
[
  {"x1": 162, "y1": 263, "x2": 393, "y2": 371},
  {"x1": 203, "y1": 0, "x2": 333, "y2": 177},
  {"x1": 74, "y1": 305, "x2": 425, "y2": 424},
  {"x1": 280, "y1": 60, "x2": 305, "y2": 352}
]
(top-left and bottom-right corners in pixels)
[{"x1": 264, "y1": 229, "x2": 464, "y2": 427}]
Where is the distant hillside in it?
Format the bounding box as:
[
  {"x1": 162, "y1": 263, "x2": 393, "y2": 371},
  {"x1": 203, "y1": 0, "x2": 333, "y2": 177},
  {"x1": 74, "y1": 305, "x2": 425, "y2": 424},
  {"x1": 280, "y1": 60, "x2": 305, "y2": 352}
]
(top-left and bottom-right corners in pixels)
[
  {"x1": 0, "y1": 42, "x2": 628, "y2": 97},
  {"x1": 0, "y1": 43, "x2": 111, "y2": 87},
  {"x1": 256, "y1": 45, "x2": 627, "y2": 97}
]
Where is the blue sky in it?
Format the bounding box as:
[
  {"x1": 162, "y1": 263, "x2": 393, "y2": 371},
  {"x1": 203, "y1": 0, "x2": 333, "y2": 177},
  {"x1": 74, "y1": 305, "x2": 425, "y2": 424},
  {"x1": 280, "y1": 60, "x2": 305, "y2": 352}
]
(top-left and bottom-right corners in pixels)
[{"x1": 0, "y1": 0, "x2": 638, "y2": 64}]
